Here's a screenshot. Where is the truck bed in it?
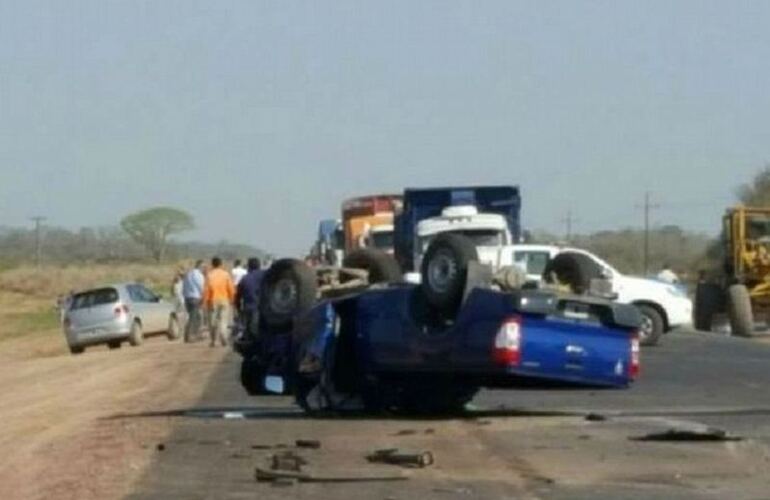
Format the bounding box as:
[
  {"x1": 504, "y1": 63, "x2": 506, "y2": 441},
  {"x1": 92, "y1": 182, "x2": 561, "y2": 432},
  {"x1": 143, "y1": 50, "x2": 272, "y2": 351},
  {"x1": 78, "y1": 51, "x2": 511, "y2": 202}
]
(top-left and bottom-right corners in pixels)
[{"x1": 331, "y1": 285, "x2": 639, "y2": 388}]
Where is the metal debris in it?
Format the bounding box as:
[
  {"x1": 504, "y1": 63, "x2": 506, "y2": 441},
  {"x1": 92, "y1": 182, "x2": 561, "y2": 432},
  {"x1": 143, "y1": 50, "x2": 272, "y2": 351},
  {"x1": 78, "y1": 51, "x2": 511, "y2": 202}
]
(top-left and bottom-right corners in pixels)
[
  {"x1": 255, "y1": 467, "x2": 407, "y2": 484},
  {"x1": 631, "y1": 427, "x2": 743, "y2": 442},
  {"x1": 295, "y1": 439, "x2": 321, "y2": 449},
  {"x1": 367, "y1": 448, "x2": 435, "y2": 468},
  {"x1": 271, "y1": 451, "x2": 308, "y2": 472}
]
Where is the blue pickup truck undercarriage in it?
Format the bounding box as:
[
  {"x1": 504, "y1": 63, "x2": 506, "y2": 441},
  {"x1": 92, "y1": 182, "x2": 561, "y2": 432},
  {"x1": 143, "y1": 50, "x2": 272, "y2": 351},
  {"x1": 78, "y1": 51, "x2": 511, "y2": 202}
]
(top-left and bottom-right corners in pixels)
[{"x1": 237, "y1": 230, "x2": 642, "y2": 414}]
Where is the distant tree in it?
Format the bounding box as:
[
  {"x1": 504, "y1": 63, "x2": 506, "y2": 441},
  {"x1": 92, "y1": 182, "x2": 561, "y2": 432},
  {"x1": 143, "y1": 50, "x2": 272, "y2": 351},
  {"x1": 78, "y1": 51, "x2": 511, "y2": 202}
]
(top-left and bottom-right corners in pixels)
[
  {"x1": 737, "y1": 165, "x2": 770, "y2": 206},
  {"x1": 120, "y1": 207, "x2": 195, "y2": 262}
]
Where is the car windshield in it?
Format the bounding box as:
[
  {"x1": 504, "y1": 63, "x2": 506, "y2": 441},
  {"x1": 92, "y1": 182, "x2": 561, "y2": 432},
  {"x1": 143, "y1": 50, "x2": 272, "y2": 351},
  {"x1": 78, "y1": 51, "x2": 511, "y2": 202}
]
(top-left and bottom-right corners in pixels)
[
  {"x1": 421, "y1": 229, "x2": 504, "y2": 250},
  {"x1": 70, "y1": 288, "x2": 119, "y2": 310},
  {"x1": 514, "y1": 251, "x2": 551, "y2": 276},
  {"x1": 747, "y1": 215, "x2": 770, "y2": 241}
]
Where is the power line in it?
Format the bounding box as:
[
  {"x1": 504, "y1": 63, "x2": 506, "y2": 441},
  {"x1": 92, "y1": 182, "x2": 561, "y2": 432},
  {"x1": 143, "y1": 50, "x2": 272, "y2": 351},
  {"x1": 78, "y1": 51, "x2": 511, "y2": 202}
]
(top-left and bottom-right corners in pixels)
[
  {"x1": 560, "y1": 210, "x2": 578, "y2": 242},
  {"x1": 636, "y1": 192, "x2": 660, "y2": 276},
  {"x1": 30, "y1": 216, "x2": 47, "y2": 267}
]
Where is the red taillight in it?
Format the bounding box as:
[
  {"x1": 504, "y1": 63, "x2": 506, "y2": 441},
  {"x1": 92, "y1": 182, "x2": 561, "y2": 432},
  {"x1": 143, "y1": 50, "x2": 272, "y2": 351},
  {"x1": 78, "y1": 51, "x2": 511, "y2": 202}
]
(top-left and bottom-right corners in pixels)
[
  {"x1": 493, "y1": 316, "x2": 522, "y2": 366},
  {"x1": 114, "y1": 304, "x2": 129, "y2": 316},
  {"x1": 629, "y1": 332, "x2": 640, "y2": 379}
]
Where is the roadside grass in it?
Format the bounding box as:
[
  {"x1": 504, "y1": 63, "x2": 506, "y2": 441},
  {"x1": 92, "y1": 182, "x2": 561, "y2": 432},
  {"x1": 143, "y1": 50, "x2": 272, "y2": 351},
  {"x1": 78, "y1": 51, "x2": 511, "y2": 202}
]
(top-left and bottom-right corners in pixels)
[{"x1": 0, "y1": 308, "x2": 60, "y2": 341}]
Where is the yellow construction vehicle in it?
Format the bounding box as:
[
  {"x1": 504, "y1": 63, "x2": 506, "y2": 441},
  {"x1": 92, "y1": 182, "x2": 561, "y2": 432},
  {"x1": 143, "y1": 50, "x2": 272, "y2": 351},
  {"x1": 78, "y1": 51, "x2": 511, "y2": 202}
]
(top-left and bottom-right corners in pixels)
[{"x1": 695, "y1": 206, "x2": 770, "y2": 336}]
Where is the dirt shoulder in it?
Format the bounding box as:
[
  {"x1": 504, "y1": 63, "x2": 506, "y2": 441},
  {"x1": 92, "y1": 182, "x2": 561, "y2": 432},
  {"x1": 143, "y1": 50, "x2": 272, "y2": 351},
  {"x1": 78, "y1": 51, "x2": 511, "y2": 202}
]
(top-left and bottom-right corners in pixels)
[{"x1": 0, "y1": 333, "x2": 228, "y2": 500}]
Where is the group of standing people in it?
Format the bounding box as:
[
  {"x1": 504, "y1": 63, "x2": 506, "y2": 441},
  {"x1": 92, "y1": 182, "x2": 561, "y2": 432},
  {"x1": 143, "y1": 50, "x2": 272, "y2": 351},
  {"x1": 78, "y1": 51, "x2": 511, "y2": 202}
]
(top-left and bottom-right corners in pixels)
[{"x1": 172, "y1": 257, "x2": 264, "y2": 347}]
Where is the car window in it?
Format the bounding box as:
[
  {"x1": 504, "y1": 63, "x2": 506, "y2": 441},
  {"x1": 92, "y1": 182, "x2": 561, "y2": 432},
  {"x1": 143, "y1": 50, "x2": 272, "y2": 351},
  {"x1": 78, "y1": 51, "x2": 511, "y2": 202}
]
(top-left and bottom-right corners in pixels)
[
  {"x1": 131, "y1": 284, "x2": 159, "y2": 303},
  {"x1": 70, "y1": 288, "x2": 119, "y2": 310},
  {"x1": 514, "y1": 251, "x2": 551, "y2": 276},
  {"x1": 126, "y1": 285, "x2": 145, "y2": 303}
]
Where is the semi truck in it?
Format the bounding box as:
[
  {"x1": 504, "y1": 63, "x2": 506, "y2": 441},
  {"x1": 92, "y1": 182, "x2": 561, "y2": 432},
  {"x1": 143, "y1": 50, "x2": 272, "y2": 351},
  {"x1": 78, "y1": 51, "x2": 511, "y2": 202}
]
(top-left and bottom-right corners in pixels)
[{"x1": 342, "y1": 194, "x2": 401, "y2": 255}]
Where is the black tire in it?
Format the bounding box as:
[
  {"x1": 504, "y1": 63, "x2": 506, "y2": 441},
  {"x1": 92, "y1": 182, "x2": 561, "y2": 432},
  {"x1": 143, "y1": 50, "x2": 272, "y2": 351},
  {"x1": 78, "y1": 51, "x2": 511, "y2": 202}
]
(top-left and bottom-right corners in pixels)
[
  {"x1": 542, "y1": 252, "x2": 603, "y2": 294},
  {"x1": 260, "y1": 259, "x2": 318, "y2": 330},
  {"x1": 635, "y1": 304, "x2": 664, "y2": 347},
  {"x1": 69, "y1": 345, "x2": 84, "y2": 355},
  {"x1": 166, "y1": 315, "x2": 181, "y2": 340},
  {"x1": 128, "y1": 321, "x2": 143, "y2": 346},
  {"x1": 420, "y1": 233, "x2": 479, "y2": 314},
  {"x1": 107, "y1": 341, "x2": 122, "y2": 350},
  {"x1": 693, "y1": 283, "x2": 723, "y2": 331},
  {"x1": 240, "y1": 357, "x2": 266, "y2": 396},
  {"x1": 727, "y1": 284, "x2": 753, "y2": 337},
  {"x1": 342, "y1": 248, "x2": 402, "y2": 284}
]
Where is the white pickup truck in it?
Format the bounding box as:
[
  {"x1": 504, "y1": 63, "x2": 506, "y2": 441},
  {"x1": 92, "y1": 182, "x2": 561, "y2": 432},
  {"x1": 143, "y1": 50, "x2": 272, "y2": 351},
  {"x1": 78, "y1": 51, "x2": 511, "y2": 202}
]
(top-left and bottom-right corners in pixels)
[
  {"x1": 510, "y1": 244, "x2": 692, "y2": 346},
  {"x1": 411, "y1": 206, "x2": 692, "y2": 346}
]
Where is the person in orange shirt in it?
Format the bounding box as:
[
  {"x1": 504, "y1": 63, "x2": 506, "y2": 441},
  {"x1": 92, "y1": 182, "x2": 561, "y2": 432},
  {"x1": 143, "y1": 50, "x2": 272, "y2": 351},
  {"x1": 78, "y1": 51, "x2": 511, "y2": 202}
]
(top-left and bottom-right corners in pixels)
[{"x1": 202, "y1": 256, "x2": 235, "y2": 347}]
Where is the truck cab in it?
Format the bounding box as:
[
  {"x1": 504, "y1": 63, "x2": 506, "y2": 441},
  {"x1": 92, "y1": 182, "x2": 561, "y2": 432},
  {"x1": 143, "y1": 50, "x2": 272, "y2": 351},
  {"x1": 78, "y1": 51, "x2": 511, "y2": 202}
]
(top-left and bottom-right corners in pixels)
[{"x1": 415, "y1": 206, "x2": 513, "y2": 270}]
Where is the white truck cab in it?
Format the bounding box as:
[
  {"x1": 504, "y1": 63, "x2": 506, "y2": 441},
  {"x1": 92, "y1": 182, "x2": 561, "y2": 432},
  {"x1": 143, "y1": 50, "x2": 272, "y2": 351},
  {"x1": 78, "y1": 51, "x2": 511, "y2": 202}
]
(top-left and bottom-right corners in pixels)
[{"x1": 415, "y1": 206, "x2": 514, "y2": 270}]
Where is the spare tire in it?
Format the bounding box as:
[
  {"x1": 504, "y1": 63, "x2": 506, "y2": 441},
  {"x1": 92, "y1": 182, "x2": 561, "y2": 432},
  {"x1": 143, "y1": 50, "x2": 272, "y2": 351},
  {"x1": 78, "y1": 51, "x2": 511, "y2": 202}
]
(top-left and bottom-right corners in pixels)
[
  {"x1": 342, "y1": 248, "x2": 402, "y2": 284},
  {"x1": 542, "y1": 252, "x2": 603, "y2": 294},
  {"x1": 420, "y1": 233, "x2": 478, "y2": 314},
  {"x1": 260, "y1": 259, "x2": 318, "y2": 330}
]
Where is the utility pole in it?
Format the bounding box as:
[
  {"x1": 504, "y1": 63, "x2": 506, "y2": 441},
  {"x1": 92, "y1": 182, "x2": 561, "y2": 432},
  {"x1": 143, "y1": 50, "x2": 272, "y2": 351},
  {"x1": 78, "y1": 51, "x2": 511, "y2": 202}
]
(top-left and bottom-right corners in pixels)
[
  {"x1": 30, "y1": 216, "x2": 46, "y2": 267},
  {"x1": 639, "y1": 192, "x2": 660, "y2": 276},
  {"x1": 561, "y1": 210, "x2": 577, "y2": 243}
]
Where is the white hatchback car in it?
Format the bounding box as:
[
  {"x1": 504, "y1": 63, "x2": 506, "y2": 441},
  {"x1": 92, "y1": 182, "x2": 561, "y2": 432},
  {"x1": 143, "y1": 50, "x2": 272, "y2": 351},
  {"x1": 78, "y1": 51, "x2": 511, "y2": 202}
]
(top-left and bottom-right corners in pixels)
[{"x1": 63, "y1": 283, "x2": 181, "y2": 354}]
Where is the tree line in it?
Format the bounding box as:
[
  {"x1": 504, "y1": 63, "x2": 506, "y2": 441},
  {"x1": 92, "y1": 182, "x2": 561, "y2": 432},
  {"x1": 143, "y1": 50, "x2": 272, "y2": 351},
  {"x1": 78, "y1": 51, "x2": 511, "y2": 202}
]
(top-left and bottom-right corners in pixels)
[{"x1": 0, "y1": 207, "x2": 265, "y2": 267}]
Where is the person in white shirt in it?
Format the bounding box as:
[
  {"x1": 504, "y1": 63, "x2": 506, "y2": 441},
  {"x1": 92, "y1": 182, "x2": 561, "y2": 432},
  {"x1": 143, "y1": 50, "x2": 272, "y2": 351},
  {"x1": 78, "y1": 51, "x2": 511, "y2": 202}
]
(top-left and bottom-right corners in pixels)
[
  {"x1": 231, "y1": 259, "x2": 248, "y2": 287},
  {"x1": 656, "y1": 264, "x2": 680, "y2": 284}
]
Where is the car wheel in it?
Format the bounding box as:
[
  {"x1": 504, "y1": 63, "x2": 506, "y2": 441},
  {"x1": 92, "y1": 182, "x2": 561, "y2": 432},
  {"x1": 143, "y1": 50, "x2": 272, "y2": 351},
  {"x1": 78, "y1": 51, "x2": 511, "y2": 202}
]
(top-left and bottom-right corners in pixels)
[
  {"x1": 166, "y1": 315, "x2": 181, "y2": 340},
  {"x1": 128, "y1": 321, "x2": 144, "y2": 346},
  {"x1": 69, "y1": 345, "x2": 85, "y2": 355},
  {"x1": 542, "y1": 252, "x2": 603, "y2": 294},
  {"x1": 260, "y1": 259, "x2": 318, "y2": 330},
  {"x1": 342, "y1": 248, "x2": 402, "y2": 284},
  {"x1": 107, "y1": 341, "x2": 122, "y2": 350},
  {"x1": 240, "y1": 356, "x2": 266, "y2": 396},
  {"x1": 420, "y1": 233, "x2": 478, "y2": 315},
  {"x1": 636, "y1": 304, "x2": 663, "y2": 346}
]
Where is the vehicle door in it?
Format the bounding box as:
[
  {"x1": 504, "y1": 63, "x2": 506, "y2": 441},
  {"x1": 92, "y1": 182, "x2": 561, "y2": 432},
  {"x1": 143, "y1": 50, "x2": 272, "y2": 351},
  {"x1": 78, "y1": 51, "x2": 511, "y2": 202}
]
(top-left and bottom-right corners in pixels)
[{"x1": 136, "y1": 285, "x2": 168, "y2": 332}]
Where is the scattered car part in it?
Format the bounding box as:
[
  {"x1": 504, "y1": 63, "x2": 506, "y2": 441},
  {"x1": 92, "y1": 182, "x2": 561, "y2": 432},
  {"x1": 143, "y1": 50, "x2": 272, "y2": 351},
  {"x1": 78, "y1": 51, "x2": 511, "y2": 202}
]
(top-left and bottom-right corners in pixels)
[
  {"x1": 631, "y1": 427, "x2": 742, "y2": 442},
  {"x1": 366, "y1": 448, "x2": 435, "y2": 468}
]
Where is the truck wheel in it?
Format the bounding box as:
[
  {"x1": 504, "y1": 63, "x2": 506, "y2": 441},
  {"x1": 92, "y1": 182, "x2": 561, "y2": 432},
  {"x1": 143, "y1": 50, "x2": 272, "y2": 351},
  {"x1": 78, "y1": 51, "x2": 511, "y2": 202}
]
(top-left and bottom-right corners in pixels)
[
  {"x1": 635, "y1": 304, "x2": 663, "y2": 346},
  {"x1": 420, "y1": 234, "x2": 479, "y2": 314},
  {"x1": 693, "y1": 283, "x2": 723, "y2": 331},
  {"x1": 727, "y1": 284, "x2": 753, "y2": 337},
  {"x1": 260, "y1": 259, "x2": 318, "y2": 330},
  {"x1": 343, "y1": 248, "x2": 401, "y2": 284},
  {"x1": 240, "y1": 357, "x2": 266, "y2": 396},
  {"x1": 128, "y1": 321, "x2": 144, "y2": 346},
  {"x1": 542, "y1": 252, "x2": 602, "y2": 294},
  {"x1": 69, "y1": 345, "x2": 85, "y2": 355}
]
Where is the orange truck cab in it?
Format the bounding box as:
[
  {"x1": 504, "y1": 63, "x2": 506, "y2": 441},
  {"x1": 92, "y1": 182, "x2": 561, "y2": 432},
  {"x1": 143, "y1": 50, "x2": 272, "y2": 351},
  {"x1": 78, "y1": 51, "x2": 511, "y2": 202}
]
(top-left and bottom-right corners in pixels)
[{"x1": 341, "y1": 195, "x2": 402, "y2": 254}]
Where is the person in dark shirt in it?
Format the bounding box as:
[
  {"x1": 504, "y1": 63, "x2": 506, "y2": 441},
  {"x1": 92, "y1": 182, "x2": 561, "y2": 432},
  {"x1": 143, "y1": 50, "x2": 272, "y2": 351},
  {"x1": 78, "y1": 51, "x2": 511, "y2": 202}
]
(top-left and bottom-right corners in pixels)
[{"x1": 235, "y1": 257, "x2": 264, "y2": 340}]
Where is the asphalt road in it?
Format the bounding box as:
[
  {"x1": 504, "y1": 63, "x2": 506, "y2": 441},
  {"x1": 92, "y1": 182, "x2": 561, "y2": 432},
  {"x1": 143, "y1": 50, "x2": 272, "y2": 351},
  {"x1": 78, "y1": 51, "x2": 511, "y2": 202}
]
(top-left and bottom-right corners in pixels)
[{"x1": 126, "y1": 330, "x2": 770, "y2": 500}]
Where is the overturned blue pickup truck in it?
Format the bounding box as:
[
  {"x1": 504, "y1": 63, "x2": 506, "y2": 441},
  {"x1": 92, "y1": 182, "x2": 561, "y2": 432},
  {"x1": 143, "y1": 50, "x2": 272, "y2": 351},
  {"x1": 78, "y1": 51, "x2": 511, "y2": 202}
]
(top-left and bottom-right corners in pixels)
[{"x1": 238, "y1": 187, "x2": 641, "y2": 413}]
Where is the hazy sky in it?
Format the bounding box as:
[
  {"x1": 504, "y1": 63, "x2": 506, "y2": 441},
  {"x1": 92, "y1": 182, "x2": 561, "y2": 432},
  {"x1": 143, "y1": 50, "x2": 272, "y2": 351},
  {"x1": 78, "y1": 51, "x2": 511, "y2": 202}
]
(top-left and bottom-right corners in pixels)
[{"x1": 1, "y1": 1, "x2": 767, "y2": 255}]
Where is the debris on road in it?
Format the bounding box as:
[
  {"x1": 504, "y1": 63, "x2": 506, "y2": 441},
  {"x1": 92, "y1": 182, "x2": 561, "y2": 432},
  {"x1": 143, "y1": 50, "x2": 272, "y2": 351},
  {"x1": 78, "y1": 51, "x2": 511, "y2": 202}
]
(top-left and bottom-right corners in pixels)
[
  {"x1": 585, "y1": 413, "x2": 608, "y2": 422},
  {"x1": 295, "y1": 439, "x2": 322, "y2": 449},
  {"x1": 366, "y1": 448, "x2": 435, "y2": 468},
  {"x1": 156, "y1": 443, "x2": 166, "y2": 452},
  {"x1": 271, "y1": 451, "x2": 308, "y2": 472},
  {"x1": 255, "y1": 467, "x2": 408, "y2": 484},
  {"x1": 631, "y1": 427, "x2": 743, "y2": 442}
]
